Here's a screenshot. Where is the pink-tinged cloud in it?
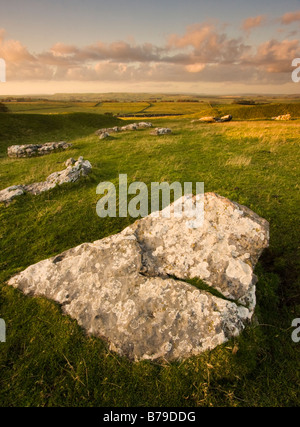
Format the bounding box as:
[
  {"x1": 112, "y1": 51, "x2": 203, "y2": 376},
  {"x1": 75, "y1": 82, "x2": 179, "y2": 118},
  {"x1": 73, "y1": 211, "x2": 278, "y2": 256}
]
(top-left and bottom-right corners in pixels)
[
  {"x1": 185, "y1": 63, "x2": 206, "y2": 73},
  {"x1": 242, "y1": 38, "x2": 300, "y2": 72},
  {"x1": 0, "y1": 22, "x2": 298, "y2": 87},
  {"x1": 0, "y1": 29, "x2": 35, "y2": 63},
  {"x1": 242, "y1": 15, "x2": 266, "y2": 32},
  {"x1": 168, "y1": 23, "x2": 215, "y2": 49},
  {"x1": 48, "y1": 40, "x2": 165, "y2": 64},
  {"x1": 51, "y1": 43, "x2": 79, "y2": 56},
  {"x1": 281, "y1": 10, "x2": 300, "y2": 24},
  {"x1": 167, "y1": 23, "x2": 251, "y2": 65}
]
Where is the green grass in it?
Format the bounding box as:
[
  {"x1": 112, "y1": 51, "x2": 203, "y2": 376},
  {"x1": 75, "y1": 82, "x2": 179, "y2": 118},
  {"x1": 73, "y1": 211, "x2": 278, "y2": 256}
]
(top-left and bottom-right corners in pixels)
[
  {"x1": 3, "y1": 101, "x2": 98, "y2": 115},
  {"x1": 0, "y1": 108, "x2": 299, "y2": 407},
  {"x1": 3, "y1": 101, "x2": 149, "y2": 116}
]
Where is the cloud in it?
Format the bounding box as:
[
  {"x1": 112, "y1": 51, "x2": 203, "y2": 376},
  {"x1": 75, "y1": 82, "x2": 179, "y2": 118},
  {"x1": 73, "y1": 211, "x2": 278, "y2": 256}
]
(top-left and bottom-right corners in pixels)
[
  {"x1": 48, "y1": 40, "x2": 164, "y2": 64},
  {"x1": 185, "y1": 63, "x2": 206, "y2": 73},
  {"x1": 51, "y1": 43, "x2": 79, "y2": 56},
  {"x1": 281, "y1": 10, "x2": 300, "y2": 25},
  {"x1": 0, "y1": 30, "x2": 35, "y2": 63},
  {"x1": 167, "y1": 23, "x2": 251, "y2": 65},
  {"x1": 242, "y1": 38, "x2": 300, "y2": 73},
  {"x1": 0, "y1": 19, "x2": 297, "y2": 88},
  {"x1": 168, "y1": 23, "x2": 215, "y2": 49},
  {"x1": 242, "y1": 15, "x2": 266, "y2": 33}
]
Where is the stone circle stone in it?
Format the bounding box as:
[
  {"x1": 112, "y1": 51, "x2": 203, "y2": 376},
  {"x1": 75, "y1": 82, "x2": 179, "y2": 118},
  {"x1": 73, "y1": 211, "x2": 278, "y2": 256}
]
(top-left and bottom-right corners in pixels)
[
  {"x1": 0, "y1": 157, "x2": 92, "y2": 204},
  {"x1": 7, "y1": 142, "x2": 72, "y2": 158},
  {"x1": 272, "y1": 114, "x2": 291, "y2": 121},
  {"x1": 99, "y1": 132, "x2": 110, "y2": 140},
  {"x1": 7, "y1": 193, "x2": 269, "y2": 361},
  {"x1": 150, "y1": 128, "x2": 172, "y2": 135}
]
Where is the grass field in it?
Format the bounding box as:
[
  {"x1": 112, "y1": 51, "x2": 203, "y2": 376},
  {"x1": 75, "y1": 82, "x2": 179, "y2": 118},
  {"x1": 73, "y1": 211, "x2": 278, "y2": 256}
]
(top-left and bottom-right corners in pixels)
[
  {"x1": 4, "y1": 97, "x2": 300, "y2": 119},
  {"x1": 0, "y1": 99, "x2": 299, "y2": 407}
]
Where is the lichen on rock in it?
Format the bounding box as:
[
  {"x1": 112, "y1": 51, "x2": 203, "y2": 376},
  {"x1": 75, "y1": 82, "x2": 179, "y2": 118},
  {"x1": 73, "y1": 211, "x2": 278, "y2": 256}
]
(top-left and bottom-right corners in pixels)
[{"x1": 7, "y1": 193, "x2": 269, "y2": 361}]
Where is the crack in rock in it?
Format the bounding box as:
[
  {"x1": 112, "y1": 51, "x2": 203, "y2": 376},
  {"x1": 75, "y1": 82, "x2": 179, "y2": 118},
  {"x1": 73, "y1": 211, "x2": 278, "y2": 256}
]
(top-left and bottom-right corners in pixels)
[{"x1": 7, "y1": 193, "x2": 269, "y2": 361}]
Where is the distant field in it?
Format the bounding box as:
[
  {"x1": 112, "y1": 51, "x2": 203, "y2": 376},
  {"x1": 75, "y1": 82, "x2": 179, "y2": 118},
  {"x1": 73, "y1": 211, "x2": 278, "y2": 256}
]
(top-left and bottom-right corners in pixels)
[
  {"x1": 0, "y1": 108, "x2": 299, "y2": 407},
  {"x1": 4, "y1": 99, "x2": 300, "y2": 119},
  {"x1": 93, "y1": 101, "x2": 150, "y2": 115},
  {"x1": 3, "y1": 102, "x2": 99, "y2": 115},
  {"x1": 2, "y1": 92, "x2": 298, "y2": 103}
]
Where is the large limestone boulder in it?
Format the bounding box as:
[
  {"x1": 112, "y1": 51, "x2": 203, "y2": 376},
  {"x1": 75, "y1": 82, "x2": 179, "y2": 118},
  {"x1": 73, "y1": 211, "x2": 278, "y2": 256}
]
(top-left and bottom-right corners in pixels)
[
  {"x1": 7, "y1": 193, "x2": 269, "y2": 361},
  {"x1": 127, "y1": 193, "x2": 268, "y2": 310}
]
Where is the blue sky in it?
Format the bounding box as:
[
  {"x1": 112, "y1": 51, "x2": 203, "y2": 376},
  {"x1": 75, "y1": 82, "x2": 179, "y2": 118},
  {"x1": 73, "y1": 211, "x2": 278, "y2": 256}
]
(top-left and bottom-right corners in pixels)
[
  {"x1": 2, "y1": 0, "x2": 299, "y2": 48},
  {"x1": 0, "y1": 0, "x2": 300, "y2": 94}
]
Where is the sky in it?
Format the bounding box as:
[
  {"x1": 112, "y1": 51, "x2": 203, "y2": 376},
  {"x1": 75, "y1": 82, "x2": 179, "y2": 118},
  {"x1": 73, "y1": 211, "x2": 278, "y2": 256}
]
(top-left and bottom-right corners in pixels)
[{"x1": 0, "y1": 0, "x2": 300, "y2": 95}]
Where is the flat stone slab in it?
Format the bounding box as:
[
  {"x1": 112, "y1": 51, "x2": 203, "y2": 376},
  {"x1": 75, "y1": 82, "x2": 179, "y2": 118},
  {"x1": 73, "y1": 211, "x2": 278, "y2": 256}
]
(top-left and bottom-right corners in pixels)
[
  {"x1": 0, "y1": 157, "x2": 92, "y2": 204},
  {"x1": 7, "y1": 193, "x2": 269, "y2": 361},
  {"x1": 0, "y1": 185, "x2": 25, "y2": 204},
  {"x1": 95, "y1": 122, "x2": 153, "y2": 136},
  {"x1": 137, "y1": 122, "x2": 153, "y2": 128},
  {"x1": 273, "y1": 114, "x2": 291, "y2": 120},
  {"x1": 7, "y1": 142, "x2": 72, "y2": 158},
  {"x1": 197, "y1": 116, "x2": 233, "y2": 123},
  {"x1": 127, "y1": 193, "x2": 269, "y2": 311},
  {"x1": 99, "y1": 132, "x2": 110, "y2": 140},
  {"x1": 150, "y1": 128, "x2": 172, "y2": 135},
  {"x1": 95, "y1": 127, "x2": 121, "y2": 136}
]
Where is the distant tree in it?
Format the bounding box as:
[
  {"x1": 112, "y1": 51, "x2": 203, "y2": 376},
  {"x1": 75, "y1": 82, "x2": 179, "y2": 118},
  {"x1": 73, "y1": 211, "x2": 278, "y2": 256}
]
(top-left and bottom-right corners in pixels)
[
  {"x1": 233, "y1": 100, "x2": 256, "y2": 105},
  {"x1": 0, "y1": 102, "x2": 8, "y2": 112}
]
